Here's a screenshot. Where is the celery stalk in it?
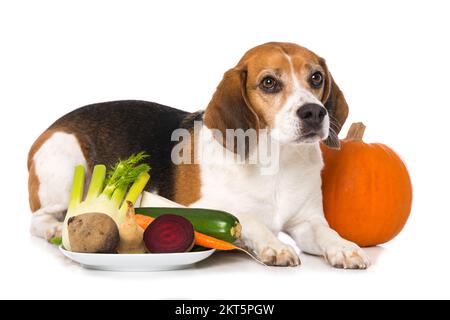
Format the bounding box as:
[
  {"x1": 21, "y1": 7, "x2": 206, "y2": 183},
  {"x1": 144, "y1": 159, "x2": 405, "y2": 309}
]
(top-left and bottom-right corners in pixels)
[
  {"x1": 68, "y1": 165, "x2": 85, "y2": 212},
  {"x1": 86, "y1": 165, "x2": 106, "y2": 201},
  {"x1": 119, "y1": 172, "x2": 151, "y2": 215},
  {"x1": 111, "y1": 185, "x2": 127, "y2": 207}
]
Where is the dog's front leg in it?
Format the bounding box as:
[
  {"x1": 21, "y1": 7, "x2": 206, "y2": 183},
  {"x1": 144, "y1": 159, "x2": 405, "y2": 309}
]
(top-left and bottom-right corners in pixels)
[
  {"x1": 287, "y1": 214, "x2": 370, "y2": 269},
  {"x1": 238, "y1": 215, "x2": 300, "y2": 267}
]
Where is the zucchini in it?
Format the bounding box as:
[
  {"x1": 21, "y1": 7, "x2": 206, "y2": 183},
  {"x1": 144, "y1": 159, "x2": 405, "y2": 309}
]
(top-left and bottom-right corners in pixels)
[{"x1": 135, "y1": 207, "x2": 241, "y2": 243}]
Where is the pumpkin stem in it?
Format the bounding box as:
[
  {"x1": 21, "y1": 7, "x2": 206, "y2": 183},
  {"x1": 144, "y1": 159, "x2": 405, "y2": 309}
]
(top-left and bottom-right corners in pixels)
[{"x1": 346, "y1": 122, "x2": 366, "y2": 141}]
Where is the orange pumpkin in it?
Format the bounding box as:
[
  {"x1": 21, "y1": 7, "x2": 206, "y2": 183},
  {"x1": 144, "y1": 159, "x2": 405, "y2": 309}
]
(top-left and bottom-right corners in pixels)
[{"x1": 321, "y1": 122, "x2": 412, "y2": 247}]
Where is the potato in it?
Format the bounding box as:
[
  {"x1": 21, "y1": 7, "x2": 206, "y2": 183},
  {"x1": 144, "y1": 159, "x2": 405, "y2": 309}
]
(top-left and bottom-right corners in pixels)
[{"x1": 68, "y1": 212, "x2": 119, "y2": 253}]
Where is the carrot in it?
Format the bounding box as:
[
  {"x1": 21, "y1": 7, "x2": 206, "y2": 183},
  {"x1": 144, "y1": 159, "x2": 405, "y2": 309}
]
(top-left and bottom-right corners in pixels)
[
  {"x1": 134, "y1": 214, "x2": 239, "y2": 251},
  {"x1": 135, "y1": 213, "x2": 154, "y2": 230},
  {"x1": 193, "y1": 231, "x2": 238, "y2": 251}
]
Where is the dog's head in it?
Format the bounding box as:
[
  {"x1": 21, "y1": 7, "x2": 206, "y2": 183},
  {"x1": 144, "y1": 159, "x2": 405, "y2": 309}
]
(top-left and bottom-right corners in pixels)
[{"x1": 204, "y1": 42, "x2": 348, "y2": 149}]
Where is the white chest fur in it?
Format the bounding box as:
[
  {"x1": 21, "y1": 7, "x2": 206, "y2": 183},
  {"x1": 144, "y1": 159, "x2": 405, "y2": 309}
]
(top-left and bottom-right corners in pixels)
[{"x1": 191, "y1": 127, "x2": 325, "y2": 234}]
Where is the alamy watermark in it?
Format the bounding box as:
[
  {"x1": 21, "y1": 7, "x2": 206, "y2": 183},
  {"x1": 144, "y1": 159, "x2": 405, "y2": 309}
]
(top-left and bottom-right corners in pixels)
[{"x1": 170, "y1": 121, "x2": 281, "y2": 175}]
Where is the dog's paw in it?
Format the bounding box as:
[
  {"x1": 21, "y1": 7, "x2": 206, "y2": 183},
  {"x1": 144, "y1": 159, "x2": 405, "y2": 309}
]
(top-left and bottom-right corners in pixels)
[
  {"x1": 30, "y1": 214, "x2": 63, "y2": 241},
  {"x1": 259, "y1": 244, "x2": 300, "y2": 267},
  {"x1": 45, "y1": 223, "x2": 62, "y2": 242},
  {"x1": 324, "y1": 240, "x2": 370, "y2": 269}
]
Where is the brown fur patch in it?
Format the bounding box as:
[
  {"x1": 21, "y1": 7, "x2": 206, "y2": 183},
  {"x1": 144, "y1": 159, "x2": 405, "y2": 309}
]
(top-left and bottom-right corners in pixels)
[
  {"x1": 28, "y1": 162, "x2": 41, "y2": 212},
  {"x1": 173, "y1": 129, "x2": 201, "y2": 206},
  {"x1": 204, "y1": 68, "x2": 261, "y2": 142},
  {"x1": 174, "y1": 163, "x2": 201, "y2": 206},
  {"x1": 319, "y1": 59, "x2": 349, "y2": 134},
  {"x1": 27, "y1": 129, "x2": 60, "y2": 213}
]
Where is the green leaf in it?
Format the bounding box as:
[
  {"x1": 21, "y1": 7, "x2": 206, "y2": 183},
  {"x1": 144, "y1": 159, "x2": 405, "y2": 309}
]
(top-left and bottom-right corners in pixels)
[
  {"x1": 105, "y1": 152, "x2": 150, "y2": 188},
  {"x1": 50, "y1": 237, "x2": 62, "y2": 246}
]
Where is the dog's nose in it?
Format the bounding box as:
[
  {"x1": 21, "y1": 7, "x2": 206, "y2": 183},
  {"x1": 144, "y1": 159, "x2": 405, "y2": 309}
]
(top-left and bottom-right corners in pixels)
[{"x1": 297, "y1": 103, "x2": 327, "y2": 127}]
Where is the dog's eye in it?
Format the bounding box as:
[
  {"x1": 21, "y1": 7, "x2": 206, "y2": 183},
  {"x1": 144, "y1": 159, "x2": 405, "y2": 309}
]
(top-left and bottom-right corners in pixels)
[
  {"x1": 260, "y1": 76, "x2": 281, "y2": 93},
  {"x1": 310, "y1": 72, "x2": 324, "y2": 88}
]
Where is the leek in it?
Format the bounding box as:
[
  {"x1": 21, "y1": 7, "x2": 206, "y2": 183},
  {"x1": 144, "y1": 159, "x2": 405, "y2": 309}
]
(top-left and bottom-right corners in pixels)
[{"x1": 62, "y1": 152, "x2": 151, "y2": 251}]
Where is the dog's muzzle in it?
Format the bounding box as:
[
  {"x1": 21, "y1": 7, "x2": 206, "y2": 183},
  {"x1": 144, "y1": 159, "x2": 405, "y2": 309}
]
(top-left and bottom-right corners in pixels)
[{"x1": 297, "y1": 103, "x2": 327, "y2": 131}]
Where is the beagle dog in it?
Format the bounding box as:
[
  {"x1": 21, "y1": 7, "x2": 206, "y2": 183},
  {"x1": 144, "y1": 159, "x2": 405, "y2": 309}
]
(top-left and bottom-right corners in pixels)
[{"x1": 28, "y1": 42, "x2": 370, "y2": 269}]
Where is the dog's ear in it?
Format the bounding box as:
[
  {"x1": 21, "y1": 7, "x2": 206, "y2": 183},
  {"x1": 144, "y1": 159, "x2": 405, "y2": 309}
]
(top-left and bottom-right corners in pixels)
[
  {"x1": 320, "y1": 58, "x2": 349, "y2": 149},
  {"x1": 204, "y1": 66, "x2": 260, "y2": 153}
]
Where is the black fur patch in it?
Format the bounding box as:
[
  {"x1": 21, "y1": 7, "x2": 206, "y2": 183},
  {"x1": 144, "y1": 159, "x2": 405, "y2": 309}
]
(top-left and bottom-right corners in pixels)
[{"x1": 50, "y1": 100, "x2": 199, "y2": 200}]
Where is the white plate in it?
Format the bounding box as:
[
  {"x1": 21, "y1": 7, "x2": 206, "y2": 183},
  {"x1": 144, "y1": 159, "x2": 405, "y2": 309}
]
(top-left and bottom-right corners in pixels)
[{"x1": 59, "y1": 247, "x2": 216, "y2": 272}]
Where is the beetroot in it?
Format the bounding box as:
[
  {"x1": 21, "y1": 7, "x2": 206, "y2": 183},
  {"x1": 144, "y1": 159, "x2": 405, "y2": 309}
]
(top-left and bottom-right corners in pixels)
[{"x1": 143, "y1": 214, "x2": 195, "y2": 253}]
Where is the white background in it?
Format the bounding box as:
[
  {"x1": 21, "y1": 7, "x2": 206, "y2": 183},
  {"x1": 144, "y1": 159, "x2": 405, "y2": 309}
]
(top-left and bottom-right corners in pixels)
[{"x1": 1, "y1": 0, "x2": 449, "y2": 300}]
